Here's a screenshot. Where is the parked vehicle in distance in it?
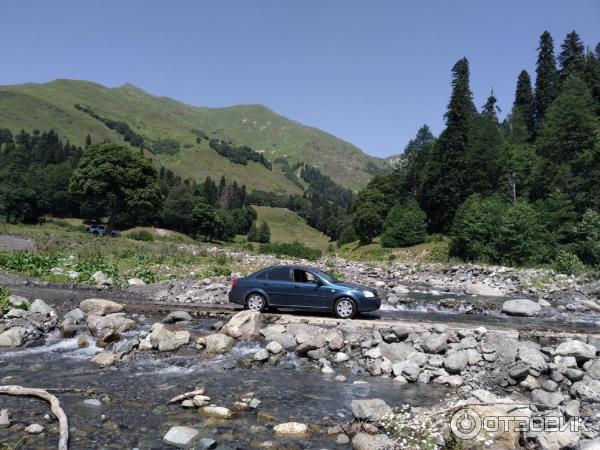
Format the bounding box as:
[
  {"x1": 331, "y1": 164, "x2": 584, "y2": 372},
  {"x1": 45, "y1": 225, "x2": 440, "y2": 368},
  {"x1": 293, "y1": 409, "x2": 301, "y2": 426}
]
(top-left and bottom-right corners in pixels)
[
  {"x1": 229, "y1": 265, "x2": 381, "y2": 318},
  {"x1": 86, "y1": 224, "x2": 120, "y2": 237}
]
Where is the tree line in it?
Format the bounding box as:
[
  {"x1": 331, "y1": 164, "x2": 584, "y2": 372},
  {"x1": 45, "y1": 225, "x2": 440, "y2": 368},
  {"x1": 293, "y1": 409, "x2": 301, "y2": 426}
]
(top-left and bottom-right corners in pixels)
[
  {"x1": 344, "y1": 30, "x2": 600, "y2": 270},
  {"x1": 0, "y1": 130, "x2": 260, "y2": 242}
]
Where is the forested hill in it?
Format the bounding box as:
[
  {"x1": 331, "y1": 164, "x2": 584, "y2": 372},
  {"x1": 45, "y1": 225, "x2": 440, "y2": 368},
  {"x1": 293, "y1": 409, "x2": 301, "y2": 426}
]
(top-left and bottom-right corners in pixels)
[
  {"x1": 0, "y1": 79, "x2": 389, "y2": 191},
  {"x1": 344, "y1": 30, "x2": 600, "y2": 271}
]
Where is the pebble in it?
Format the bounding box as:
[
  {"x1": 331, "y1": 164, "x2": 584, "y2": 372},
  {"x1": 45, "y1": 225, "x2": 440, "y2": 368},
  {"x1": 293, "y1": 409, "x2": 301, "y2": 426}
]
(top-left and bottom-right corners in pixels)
[{"x1": 25, "y1": 423, "x2": 44, "y2": 434}]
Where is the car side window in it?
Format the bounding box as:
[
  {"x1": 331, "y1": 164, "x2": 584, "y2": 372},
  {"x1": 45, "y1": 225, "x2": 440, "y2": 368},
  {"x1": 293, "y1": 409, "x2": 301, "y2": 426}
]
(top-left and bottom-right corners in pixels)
[
  {"x1": 293, "y1": 269, "x2": 317, "y2": 283},
  {"x1": 255, "y1": 271, "x2": 267, "y2": 280},
  {"x1": 268, "y1": 267, "x2": 291, "y2": 281}
]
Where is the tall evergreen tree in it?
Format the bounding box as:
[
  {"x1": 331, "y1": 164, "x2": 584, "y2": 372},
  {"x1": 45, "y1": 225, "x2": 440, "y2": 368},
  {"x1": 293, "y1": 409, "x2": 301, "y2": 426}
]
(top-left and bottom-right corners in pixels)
[
  {"x1": 513, "y1": 70, "x2": 535, "y2": 135},
  {"x1": 421, "y1": 58, "x2": 476, "y2": 231},
  {"x1": 558, "y1": 31, "x2": 585, "y2": 83},
  {"x1": 534, "y1": 31, "x2": 558, "y2": 130}
]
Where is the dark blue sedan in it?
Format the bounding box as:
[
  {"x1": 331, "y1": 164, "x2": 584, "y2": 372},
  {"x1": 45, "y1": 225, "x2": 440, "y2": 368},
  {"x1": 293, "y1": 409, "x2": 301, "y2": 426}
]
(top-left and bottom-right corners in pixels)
[{"x1": 228, "y1": 265, "x2": 381, "y2": 318}]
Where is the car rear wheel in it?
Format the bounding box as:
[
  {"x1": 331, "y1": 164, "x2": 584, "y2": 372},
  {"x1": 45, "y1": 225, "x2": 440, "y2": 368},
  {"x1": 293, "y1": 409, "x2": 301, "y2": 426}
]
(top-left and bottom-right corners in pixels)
[
  {"x1": 246, "y1": 293, "x2": 266, "y2": 312},
  {"x1": 334, "y1": 297, "x2": 356, "y2": 319}
]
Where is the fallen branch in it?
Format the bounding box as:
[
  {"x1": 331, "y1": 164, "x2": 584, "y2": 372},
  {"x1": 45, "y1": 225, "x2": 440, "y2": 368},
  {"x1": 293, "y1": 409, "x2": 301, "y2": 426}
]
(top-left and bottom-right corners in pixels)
[
  {"x1": 0, "y1": 385, "x2": 69, "y2": 450},
  {"x1": 168, "y1": 388, "x2": 205, "y2": 404}
]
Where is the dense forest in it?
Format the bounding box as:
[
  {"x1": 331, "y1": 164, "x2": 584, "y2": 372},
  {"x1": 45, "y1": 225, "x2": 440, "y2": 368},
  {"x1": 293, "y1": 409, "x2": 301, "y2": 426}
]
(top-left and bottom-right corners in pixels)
[
  {"x1": 0, "y1": 130, "x2": 256, "y2": 241},
  {"x1": 344, "y1": 30, "x2": 600, "y2": 270}
]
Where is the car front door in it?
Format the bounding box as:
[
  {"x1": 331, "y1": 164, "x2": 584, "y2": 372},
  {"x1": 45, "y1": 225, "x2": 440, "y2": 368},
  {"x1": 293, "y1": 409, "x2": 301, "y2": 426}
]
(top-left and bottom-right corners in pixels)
[
  {"x1": 291, "y1": 269, "x2": 331, "y2": 310},
  {"x1": 261, "y1": 267, "x2": 293, "y2": 307}
]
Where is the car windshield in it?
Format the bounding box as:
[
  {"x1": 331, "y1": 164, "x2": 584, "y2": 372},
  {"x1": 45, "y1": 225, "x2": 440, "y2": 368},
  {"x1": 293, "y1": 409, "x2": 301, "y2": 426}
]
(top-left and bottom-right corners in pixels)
[{"x1": 312, "y1": 269, "x2": 339, "y2": 283}]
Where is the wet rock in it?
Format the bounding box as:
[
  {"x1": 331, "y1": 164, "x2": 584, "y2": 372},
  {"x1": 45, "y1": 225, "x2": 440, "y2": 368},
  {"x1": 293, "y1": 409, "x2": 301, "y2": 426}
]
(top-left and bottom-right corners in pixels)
[
  {"x1": 221, "y1": 310, "x2": 263, "y2": 340},
  {"x1": 163, "y1": 310, "x2": 192, "y2": 323},
  {"x1": 163, "y1": 425, "x2": 200, "y2": 448},
  {"x1": 113, "y1": 337, "x2": 139, "y2": 356},
  {"x1": 0, "y1": 409, "x2": 10, "y2": 428},
  {"x1": 86, "y1": 313, "x2": 135, "y2": 339},
  {"x1": 59, "y1": 317, "x2": 77, "y2": 338},
  {"x1": 80, "y1": 299, "x2": 124, "y2": 316},
  {"x1": 83, "y1": 399, "x2": 102, "y2": 407},
  {"x1": 271, "y1": 332, "x2": 296, "y2": 350},
  {"x1": 91, "y1": 351, "x2": 117, "y2": 368},
  {"x1": 77, "y1": 335, "x2": 89, "y2": 348},
  {"x1": 201, "y1": 406, "x2": 233, "y2": 418},
  {"x1": 0, "y1": 326, "x2": 26, "y2": 347},
  {"x1": 555, "y1": 340, "x2": 597, "y2": 362},
  {"x1": 502, "y1": 299, "x2": 541, "y2": 316},
  {"x1": 351, "y1": 433, "x2": 394, "y2": 450},
  {"x1": 29, "y1": 299, "x2": 54, "y2": 316},
  {"x1": 272, "y1": 422, "x2": 308, "y2": 436},
  {"x1": 433, "y1": 374, "x2": 463, "y2": 386},
  {"x1": 254, "y1": 349, "x2": 269, "y2": 362},
  {"x1": 148, "y1": 323, "x2": 190, "y2": 351},
  {"x1": 25, "y1": 423, "x2": 44, "y2": 434},
  {"x1": 422, "y1": 333, "x2": 448, "y2": 354},
  {"x1": 196, "y1": 438, "x2": 218, "y2": 450},
  {"x1": 64, "y1": 308, "x2": 85, "y2": 323},
  {"x1": 205, "y1": 334, "x2": 235, "y2": 354},
  {"x1": 266, "y1": 341, "x2": 283, "y2": 354},
  {"x1": 351, "y1": 399, "x2": 391, "y2": 422}
]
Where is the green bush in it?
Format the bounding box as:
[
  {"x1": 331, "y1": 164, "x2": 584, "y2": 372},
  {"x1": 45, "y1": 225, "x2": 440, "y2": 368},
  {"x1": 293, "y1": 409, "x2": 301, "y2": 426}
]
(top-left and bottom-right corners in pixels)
[
  {"x1": 574, "y1": 209, "x2": 600, "y2": 267},
  {"x1": 381, "y1": 200, "x2": 427, "y2": 248},
  {"x1": 553, "y1": 250, "x2": 585, "y2": 275},
  {"x1": 0, "y1": 251, "x2": 60, "y2": 276},
  {"x1": 337, "y1": 224, "x2": 358, "y2": 247},
  {"x1": 259, "y1": 241, "x2": 322, "y2": 261},
  {"x1": 128, "y1": 230, "x2": 154, "y2": 242},
  {"x1": 0, "y1": 286, "x2": 11, "y2": 315}
]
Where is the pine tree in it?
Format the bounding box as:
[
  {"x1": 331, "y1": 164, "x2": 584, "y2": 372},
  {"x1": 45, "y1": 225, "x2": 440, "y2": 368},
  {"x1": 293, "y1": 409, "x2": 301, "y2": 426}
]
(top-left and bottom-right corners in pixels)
[
  {"x1": 257, "y1": 221, "x2": 271, "y2": 243},
  {"x1": 513, "y1": 70, "x2": 535, "y2": 134},
  {"x1": 582, "y1": 43, "x2": 600, "y2": 116},
  {"x1": 481, "y1": 89, "x2": 500, "y2": 119},
  {"x1": 420, "y1": 58, "x2": 476, "y2": 231},
  {"x1": 534, "y1": 31, "x2": 558, "y2": 130},
  {"x1": 558, "y1": 31, "x2": 585, "y2": 83},
  {"x1": 85, "y1": 134, "x2": 92, "y2": 148}
]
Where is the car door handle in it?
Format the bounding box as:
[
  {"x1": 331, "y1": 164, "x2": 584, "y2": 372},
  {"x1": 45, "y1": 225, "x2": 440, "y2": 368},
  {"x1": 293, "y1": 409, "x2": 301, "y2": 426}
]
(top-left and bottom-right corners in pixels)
[
  {"x1": 294, "y1": 284, "x2": 302, "y2": 288},
  {"x1": 263, "y1": 283, "x2": 270, "y2": 287}
]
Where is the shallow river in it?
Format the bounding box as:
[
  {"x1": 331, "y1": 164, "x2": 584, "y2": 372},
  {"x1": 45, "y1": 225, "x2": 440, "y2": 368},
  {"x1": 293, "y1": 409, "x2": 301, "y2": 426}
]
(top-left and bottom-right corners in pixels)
[{"x1": 0, "y1": 319, "x2": 449, "y2": 449}]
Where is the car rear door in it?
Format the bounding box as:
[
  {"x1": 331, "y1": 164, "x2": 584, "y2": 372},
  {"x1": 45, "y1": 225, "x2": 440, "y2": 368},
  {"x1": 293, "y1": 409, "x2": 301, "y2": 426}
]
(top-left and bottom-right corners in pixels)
[{"x1": 262, "y1": 267, "x2": 293, "y2": 307}]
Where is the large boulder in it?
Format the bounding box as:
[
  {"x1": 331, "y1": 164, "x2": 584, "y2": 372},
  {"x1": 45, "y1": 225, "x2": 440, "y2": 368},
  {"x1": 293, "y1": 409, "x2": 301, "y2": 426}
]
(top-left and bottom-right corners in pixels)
[
  {"x1": 221, "y1": 310, "x2": 263, "y2": 340},
  {"x1": 163, "y1": 310, "x2": 192, "y2": 323},
  {"x1": 272, "y1": 422, "x2": 309, "y2": 436},
  {"x1": 0, "y1": 327, "x2": 26, "y2": 347},
  {"x1": 351, "y1": 433, "x2": 394, "y2": 450},
  {"x1": 422, "y1": 333, "x2": 448, "y2": 354},
  {"x1": 378, "y1": 342, "x2": 416, "y2": 363},
  {"x1": 205, "y1": 333, "x2": 235, "y2": 354},
  {"x1": 148, "y1": 323, "x2": 190, "y2": 351},
  {"x1": 350, "y1": 399, "x2": 391, "y2": 422},
  {"x1": 517, "y1": 345, "x2": 548, "y2": 373},
  {"x1": 80, "y1": 299, "x2": 124, "y2": 316},
  {"x1": 465, "y1": 282, "x2": 505, "y2": 297},
  {"x1": 502, "y1": 299, "x2": 541, "y2": 317},
  {"x1": 571, "y1": 378, "x2": 600, "y2": 402},
  {"x1": 85, "y1": 313, "x2": 135, "y2": 339},
  {"x1": 91, "y1": 351, "x2": 117, "y2": 368},
  {"x1": 555, "y1": 340, "x2": 597, "y2": 362},
  {"x1": 444, "y1": 350, "x2": 469, "y2": 374}
]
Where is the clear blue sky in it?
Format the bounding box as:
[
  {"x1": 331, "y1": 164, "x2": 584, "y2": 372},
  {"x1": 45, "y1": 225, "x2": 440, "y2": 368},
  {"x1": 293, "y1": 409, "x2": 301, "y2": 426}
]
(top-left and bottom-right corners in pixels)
[{"x1": 1, "y1": 1, "x2": 599, "y2": 157}]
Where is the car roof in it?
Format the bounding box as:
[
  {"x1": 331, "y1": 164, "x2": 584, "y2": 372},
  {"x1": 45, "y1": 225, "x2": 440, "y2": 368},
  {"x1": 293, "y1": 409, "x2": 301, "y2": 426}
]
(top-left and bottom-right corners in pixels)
[{"x1": 258, "y1": 264, "x2": 321, "y2": 272}]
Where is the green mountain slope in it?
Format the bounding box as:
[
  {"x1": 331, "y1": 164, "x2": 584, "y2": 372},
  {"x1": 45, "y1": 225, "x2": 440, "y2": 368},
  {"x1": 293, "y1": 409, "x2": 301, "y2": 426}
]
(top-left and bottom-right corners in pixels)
[{"x1": 0, "y1": 79, "x2": 388, "y2": 191}]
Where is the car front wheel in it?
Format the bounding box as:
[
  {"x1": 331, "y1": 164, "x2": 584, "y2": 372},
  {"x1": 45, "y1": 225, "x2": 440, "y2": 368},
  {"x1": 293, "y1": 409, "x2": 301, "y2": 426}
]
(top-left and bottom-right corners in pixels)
[
  {"x1": 334, "y1": 297, "x2": 356, "y2": 319},
  {"x1": 246, "y1": 293, "x2": 266, "y2": 312}
]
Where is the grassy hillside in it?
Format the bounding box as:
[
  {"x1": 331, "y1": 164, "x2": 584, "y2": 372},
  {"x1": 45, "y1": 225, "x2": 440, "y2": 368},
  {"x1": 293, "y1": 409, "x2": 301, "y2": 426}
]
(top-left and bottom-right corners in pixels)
[
  {"x1": 253, "y1": 206, "x2": 331, "y2": 251},
  {"x1": 0, "y1": 79, "x2": 388, "y2": 191}
]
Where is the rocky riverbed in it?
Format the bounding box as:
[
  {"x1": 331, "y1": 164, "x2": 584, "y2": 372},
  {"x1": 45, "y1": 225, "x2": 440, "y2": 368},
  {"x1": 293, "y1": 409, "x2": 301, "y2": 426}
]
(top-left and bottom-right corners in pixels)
[{"x1": 2, "y1": 294, "x2": 600, "y2": 449}]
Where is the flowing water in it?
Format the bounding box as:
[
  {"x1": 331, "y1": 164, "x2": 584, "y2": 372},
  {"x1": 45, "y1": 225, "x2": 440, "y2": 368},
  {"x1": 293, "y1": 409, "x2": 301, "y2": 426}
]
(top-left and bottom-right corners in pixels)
[{"x1": 0, "y1": 319, "x2": 450, "y2": 449}]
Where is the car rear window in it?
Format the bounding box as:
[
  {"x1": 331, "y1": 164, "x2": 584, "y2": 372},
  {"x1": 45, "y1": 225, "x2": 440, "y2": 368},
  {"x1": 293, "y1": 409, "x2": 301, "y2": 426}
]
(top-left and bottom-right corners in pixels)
[{"x1": 268, "y1": 267, "x2": 291, "y2": 281}]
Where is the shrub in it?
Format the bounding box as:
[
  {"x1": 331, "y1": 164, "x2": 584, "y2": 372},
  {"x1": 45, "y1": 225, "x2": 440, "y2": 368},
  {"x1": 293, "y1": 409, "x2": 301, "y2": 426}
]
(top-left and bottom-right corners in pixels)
[
  {"x1": 574, "y1": 209, "x2": 600, "y2": 267},
  {"x1": 0, "y1": 286, "x2": 11, "y2": 315},
  {"x1": 553, "y1": 250, "x2": 585, "y2": 275},
  {"x1": 381, "y1": 200, "x2": 427, "y2": 248},
  {"x1": 128, "y1": 230, "x2": 154, "y2": 242},
  {"x1": 0, "y1": 251, "x2": 60, "y2": 276},
  {"x1": 337, "y1": 224, "x2": 358, "y2": 247},
  {"x1": 259, "y1": 241, "x2": 322, "y2": 261}
]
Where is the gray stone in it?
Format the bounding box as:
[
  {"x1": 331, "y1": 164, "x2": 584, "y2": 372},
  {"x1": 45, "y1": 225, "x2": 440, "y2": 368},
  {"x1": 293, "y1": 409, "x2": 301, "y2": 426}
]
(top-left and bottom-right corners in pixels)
[
  {"x1": 195, "y1": 438, "x2": 217, "y2": 450},
  {"x1": 0, "y1": 327, "x2": 26, "y2": 347},
  {"x1": 221, "y1": 310, "x2": 263, "y2": 340},
  {"x1": 571, "y1": 378, "x2": 600, "y2": 402},
  {"x1": 83, "y1": 399, "x2": 102, "y2": 407},
  {"x1": 64, "y1": 308, "x2": 85, "y2": 323},
  {"x1": 163, "y1": 310, "x2": 193, "y2": 323},
  {"x1": 508, "y1": 361, "x2": 531, "y2": 379},
  {"x1": 444, "y1": 350, "x2": 469, "y2": 374},
  {"x1": 518, "y1": 346, "x2": 548, "y2": 373},
  {"x1": 0, "y1": 409, "x2": 10, "y2": 428},
  {"x1": 266, "y1": 341, "x2": 283, "y2": 354},
  {"x1": 350, "y1": 399, "x2": 391, "y2": 422},
  {"x1": 113, "y1": 337, "x2": 139, "y2": 356},
  {"x1": 148, "y1": 323, "x2": 190, "y2": 351},
  {"x1": 532, "y1": 389, "x2": 564, "y2": 409},
  {"x1": 502, "y1": 299, "x2": 541, "y2": 316},
  {"x1": 205, "y1": 334, "x2": 235, "y2": 354},
  {"x1": 422, "y1": 333, "x2": 448, "y2": 354},
  {"x1": 80, "y1": 298, "x2": 123, "y2": 316},
  {"x1": 29, "y1": 299, "x2": 54, "y2": 316},
  {"x1": 585, "y1": 359, "x2": 600, "y2": 380},
  {"x1": 8, "y1": 295, "x2": 29, "y2": 308},
  {"x1": 25, "y1": 423, "x2": 44, "y2": 434},
  {"x1": 337, "y1": 321, "x2": 361, "y2": 334},
  {"x1": 86, "y1": 313, "x2": 135, "y2": 339},
  {"x1": 253, "y1": 349, "x2": 269, "y2": 361},
  {"x1": 335, "y1": 352, "x2": 350, "y2": 363},
  {"x1": 555, "y1": 340, "x2": 597, "y2": 362},
  {"x1": 91, "y1": 351, "x2": 117, "y2": 368},
  {"x1": 163, "y1": 426, "x2": 200, "y2": 448},
  {"x1": 351, "y1": 433, "x2": 395, "y2": 450}
]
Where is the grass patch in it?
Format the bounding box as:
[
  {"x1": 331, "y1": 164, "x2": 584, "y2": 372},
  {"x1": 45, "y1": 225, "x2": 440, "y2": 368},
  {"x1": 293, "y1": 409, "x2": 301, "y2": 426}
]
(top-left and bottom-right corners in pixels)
[
  {"x1": 259, "y1": 241, "x2": 322, "y2": 261},
  {"x1": 338, "y1": 236, "x2": 450, "y2": 263}
]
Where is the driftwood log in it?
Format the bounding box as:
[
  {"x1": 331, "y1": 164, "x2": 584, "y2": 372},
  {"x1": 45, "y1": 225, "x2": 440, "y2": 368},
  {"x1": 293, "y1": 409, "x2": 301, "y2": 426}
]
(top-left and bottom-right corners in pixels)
[{"x1": 0, "y1": 385, "x2": 69, "y2": 450}]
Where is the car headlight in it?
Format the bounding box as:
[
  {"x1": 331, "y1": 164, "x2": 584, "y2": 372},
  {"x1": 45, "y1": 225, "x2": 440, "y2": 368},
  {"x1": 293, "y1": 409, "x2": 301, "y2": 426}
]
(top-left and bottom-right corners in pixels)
[{"x1": 363, "y1": 290, "x2": 375, "y2": 298}]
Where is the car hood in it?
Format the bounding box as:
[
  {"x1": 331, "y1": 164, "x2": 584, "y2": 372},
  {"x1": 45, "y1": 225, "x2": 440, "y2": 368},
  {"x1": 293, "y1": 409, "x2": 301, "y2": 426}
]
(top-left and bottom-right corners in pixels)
[{"x1": 333, "y1": 282, "x2": 375, "y2": 292}]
